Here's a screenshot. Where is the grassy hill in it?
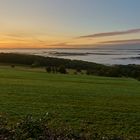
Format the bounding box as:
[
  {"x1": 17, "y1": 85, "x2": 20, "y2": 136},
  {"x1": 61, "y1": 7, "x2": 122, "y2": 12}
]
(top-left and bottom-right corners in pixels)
[{"x1": 0, "y1": 66, "x2": 140, "y2": 138}]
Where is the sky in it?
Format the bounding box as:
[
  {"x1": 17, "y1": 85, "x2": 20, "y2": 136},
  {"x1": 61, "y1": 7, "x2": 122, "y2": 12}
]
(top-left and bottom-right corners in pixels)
[{"x1": 0, "y1": 0, "x2": 140, "y2": 48}]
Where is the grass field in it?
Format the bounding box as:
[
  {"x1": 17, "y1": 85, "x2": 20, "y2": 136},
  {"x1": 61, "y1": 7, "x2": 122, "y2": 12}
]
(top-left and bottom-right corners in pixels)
[{"x1": 0, "y1": 66, "x2": 140, "y2": 137}]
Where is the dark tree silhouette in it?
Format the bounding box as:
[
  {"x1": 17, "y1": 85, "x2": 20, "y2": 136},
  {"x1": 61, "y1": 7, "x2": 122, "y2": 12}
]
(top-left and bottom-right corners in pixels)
[
  {"x1": 58, "y1": 65, "x2": 67, "y2": 74},
  {"x1": 46, "y1": 66, "x2": 52, "y2": 73}
]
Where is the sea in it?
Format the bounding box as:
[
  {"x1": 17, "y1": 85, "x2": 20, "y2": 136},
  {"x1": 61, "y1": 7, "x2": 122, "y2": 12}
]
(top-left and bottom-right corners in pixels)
[{"x1": 0, "y1": 44, "x2": 140, "y2": 65}]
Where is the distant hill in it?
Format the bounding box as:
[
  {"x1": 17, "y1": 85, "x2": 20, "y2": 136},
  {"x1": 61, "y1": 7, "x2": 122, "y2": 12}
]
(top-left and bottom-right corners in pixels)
[{"x1": 0, "y1": 53, "x2": 140, "y2": 80}]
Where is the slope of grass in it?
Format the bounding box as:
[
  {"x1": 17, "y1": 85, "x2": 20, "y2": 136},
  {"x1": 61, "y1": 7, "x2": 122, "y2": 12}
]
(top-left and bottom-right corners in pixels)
[{"x1": 0, "y1": 67, "x2": 140, "y2": 137}]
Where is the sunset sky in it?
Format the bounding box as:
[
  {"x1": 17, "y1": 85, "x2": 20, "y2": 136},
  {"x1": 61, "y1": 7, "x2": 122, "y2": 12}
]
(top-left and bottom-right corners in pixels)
[{"x1": 0, "y1": 0, "x2": 140, "y2": 48}]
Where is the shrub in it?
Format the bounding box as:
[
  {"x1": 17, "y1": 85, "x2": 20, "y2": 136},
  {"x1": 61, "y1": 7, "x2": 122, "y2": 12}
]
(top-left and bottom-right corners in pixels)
[
  {"x1": 0, "y1": 114, "x2": 85, "y2": 140},
  {"x1": 52, "y1": 66, "x2": 57, "y2": 73},
  {"x1": 0, "y1": 114, "x2": 136, "y2": 140},
  {"x1": 137, "y1": 77, "x2": 140, "y2": 81},
  {"x1": 31, "y1": 61, "x2": 40, "y2": 67},
  {"x1": 76, "y1": 68, "x2": 81, "y2": 73},
  {"x1": 58, "y1": 65, "x2": 67, "y2": 74},
  {"x1": 46, "y1": 66, "x2": 52, "y2": 73},
  {"x1": 11, "y1": 64, "x2": 15, "y2": 68}
]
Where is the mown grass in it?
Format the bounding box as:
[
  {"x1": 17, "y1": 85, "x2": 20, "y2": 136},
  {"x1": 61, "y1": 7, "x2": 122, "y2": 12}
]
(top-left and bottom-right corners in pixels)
[{"x1": 0, "y1": 67, "x2": 140, "y2": 138}]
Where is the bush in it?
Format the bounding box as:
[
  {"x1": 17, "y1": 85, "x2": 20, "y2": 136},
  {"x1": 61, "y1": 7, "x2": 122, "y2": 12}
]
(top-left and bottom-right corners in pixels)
[
  {"x1": 52, "y1": 66, "x2": 57, "y2": 73},
  {"x1": 58, "y1": 65, "x2": 67, "y2": 74},
  {"x1": 0, "y1": 114, "x2": 86, "y2": 140},
  {"x1": 31, "y1": 61, "x2": 40, "y2": 67},
  {"x1": 0, "y1": 114, "x2": 138, "y2": 140},
  {"x1": 46, "y1": 66, "x2": 52, "y2": 73},
  {"x1": 11, "y1": 64, "x2": 15, "y2": 68},
  {"x1": 137, "y1": 77, "x2": 140, "y2": 81},
  {"x1": 76, "y1": 68, "x2": 81, "y2": 73}
]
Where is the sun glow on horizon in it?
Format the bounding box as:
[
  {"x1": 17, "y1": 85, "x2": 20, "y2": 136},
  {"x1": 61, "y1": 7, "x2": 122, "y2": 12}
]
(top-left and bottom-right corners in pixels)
[{"x1": 0, "y1": 0, "x2": 140, "y2": 48}]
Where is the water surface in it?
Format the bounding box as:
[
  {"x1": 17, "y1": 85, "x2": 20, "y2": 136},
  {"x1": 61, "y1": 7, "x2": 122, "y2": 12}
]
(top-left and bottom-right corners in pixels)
[{"x1": 0, "y1": 45, "x2": 140, "y2": 65}]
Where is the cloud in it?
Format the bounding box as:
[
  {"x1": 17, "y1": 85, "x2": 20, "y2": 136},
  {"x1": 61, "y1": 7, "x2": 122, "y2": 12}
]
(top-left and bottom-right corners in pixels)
[
  {"x1": 48, "y1": 39, "x2": 140, "y2": 48},
  {"x1": 2, "y1": 33, "x2": 48, "y2": 44},
  {"x1": 4, "y1": 33, "x2": 32, "y2": 38},
  {"x1": 101, "y1": 39, "x2": 140, "y2": 44},
  {"x1": 79, "y1": 28, "x2": 140, "y2": 38},
  {"x1": 49, "y1": 42, "x2": 68, "y2": 46}
]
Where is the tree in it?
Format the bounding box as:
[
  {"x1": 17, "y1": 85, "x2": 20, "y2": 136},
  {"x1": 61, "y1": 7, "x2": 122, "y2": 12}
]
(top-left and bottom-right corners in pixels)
[
  {"x1": 76, "y1": 68, "x2": 81, "y2": 73},
  {"x1": 52, "y1": 66, "x2": 57, "y2": 73},
  {"x1": 58, "y1": 65, "x2": 67, "y2": 74},
  {"x1": 137, "y1": 76, "x2": 140, "y2": 81},
  {"x1": 46, "y1": 66, "x2": 52, "y2": 73},
  {"x1": 11, "y1": 64, "x2": 15, "y2": 68},
  {"x1": 31, "y1": 61, "x2": 40, "y2": 67}
]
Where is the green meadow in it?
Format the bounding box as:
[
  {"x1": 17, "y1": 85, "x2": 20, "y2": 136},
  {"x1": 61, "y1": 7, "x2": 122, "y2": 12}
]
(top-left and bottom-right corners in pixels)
[{"x1": 0, "y1": 66, "x2": 140, "y2": 137}]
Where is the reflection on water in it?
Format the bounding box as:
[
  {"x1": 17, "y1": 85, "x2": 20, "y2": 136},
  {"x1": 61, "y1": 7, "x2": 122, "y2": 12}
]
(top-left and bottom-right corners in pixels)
[{"x1": 0, "y1": 45, "x2": 140, "y2": 65}]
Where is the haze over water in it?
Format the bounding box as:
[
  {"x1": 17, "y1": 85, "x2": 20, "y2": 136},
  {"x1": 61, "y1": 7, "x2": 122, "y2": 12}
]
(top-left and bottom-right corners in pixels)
[{"x1": 0, "y1": 44, "x2": 140, "y2": 65}]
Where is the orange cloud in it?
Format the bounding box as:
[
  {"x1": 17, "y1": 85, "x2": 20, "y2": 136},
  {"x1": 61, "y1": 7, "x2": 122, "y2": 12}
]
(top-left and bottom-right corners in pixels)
[{"x1": 101, "y1": 39, "x2": 140, "y2": 44}]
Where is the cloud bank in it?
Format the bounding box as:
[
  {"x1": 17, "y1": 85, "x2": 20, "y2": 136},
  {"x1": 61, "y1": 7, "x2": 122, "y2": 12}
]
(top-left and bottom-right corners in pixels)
[
  {"x1": 79, "y1": 28, "x2": 140, "y2": 38},
  {"x1": 102, "y1": 39, "x2": 140, "y2": 44}
]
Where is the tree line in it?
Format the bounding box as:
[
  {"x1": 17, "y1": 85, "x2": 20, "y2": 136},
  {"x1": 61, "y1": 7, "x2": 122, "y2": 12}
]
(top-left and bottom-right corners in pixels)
[{"x1": 0, "y1": 53, "x2": 140, "y2": 80}]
